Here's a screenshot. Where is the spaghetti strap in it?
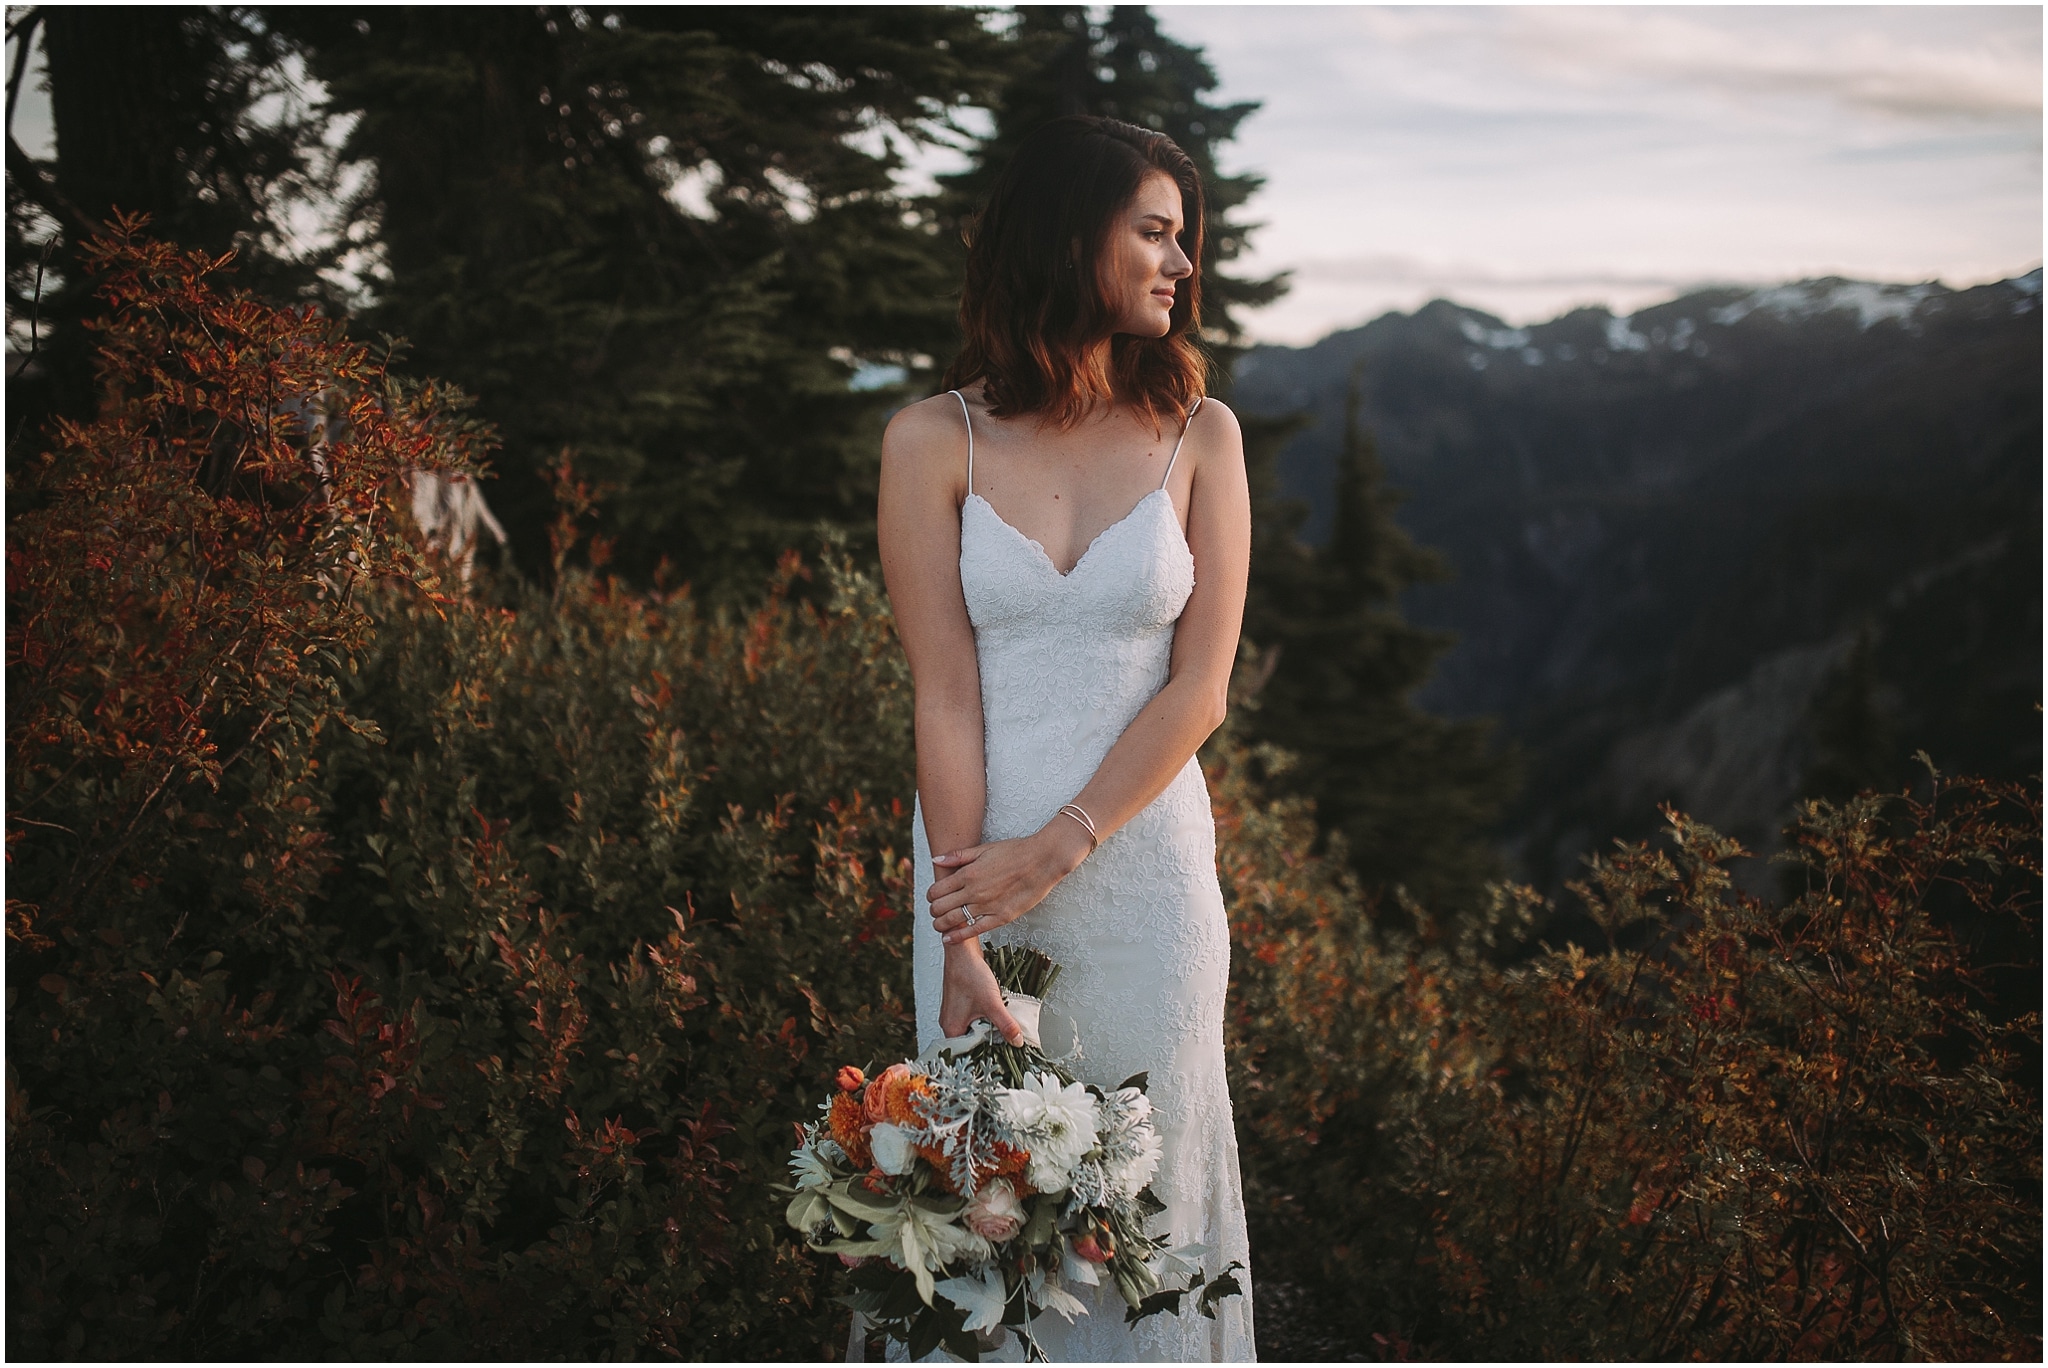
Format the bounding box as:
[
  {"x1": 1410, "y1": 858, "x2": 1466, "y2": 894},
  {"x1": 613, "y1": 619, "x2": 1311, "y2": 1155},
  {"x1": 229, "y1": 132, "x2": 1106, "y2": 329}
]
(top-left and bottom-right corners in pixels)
[
  {"x1": 949, "y1": 389, "x2": 975, "y2": 493},
  {"x1": 1160, "y1": 397, "x2": 1204, "y2": 489}
]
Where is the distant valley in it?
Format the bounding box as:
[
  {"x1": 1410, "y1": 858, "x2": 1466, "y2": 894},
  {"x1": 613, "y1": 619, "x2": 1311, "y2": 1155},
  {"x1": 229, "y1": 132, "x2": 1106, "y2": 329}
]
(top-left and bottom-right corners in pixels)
[{"x1": 1230, "y1": 272, "x2": 2043, "y2": 894}]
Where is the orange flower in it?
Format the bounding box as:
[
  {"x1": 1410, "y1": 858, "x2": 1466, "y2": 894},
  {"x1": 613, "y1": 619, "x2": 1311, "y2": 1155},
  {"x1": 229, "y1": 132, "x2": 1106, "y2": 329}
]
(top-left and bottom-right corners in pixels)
[
  {"x1": 914, "y1": 1137, "x2": 1032, "y2": 1197},
  {"x1": 914, "y1": 1139, "x2": 955, "y2": 1189},
  {"x1": 888, "y1": 1075, "x2": 934, "y2": 1126},
  {"x1": 983, "y1": 1140, "x2": 1030, "y2": 1192},
  {"x1": 836, "y1": 1065, "x2": 865, "y2": 1093},
  {"x1": 828, "y1": 1091, "x2": 872, "y2": 1169}
]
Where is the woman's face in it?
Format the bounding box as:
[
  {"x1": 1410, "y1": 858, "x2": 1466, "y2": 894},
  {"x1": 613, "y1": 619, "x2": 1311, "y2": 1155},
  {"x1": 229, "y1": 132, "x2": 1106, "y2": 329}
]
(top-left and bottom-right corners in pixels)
[{"x1": 1097, "y1": 171, "x2": 1193, "y2": 338}]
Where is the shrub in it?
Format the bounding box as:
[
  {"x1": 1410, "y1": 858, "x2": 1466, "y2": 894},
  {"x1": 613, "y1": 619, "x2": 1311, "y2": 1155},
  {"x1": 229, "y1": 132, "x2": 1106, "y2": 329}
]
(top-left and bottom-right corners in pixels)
[
  {"x1": 7, "y1": 229, "x2": 915, "y2": 1358},
  {"x1": 301, "y1": 532, "x2": 919, "y2": 1358},
  {"x1": 1217, "y1": 728, "x2": 2042, "y2": 1360},
  {"x1": 7, "y1": 220, "x2": 473, "y2": 1357}
]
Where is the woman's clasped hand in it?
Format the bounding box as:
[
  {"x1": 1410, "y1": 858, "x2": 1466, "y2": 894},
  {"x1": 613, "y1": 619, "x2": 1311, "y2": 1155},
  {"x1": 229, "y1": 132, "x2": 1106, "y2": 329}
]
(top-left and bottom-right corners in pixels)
[{"x1": 926, "y1": 818, "x2": 1095, "y2": 946}]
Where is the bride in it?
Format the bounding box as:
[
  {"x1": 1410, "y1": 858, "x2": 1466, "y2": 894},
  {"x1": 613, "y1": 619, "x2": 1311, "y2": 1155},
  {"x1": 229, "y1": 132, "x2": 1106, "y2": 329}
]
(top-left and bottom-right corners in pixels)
[{"x1": 877, "y1": 116, "x2": 1255, "y2": 1362}]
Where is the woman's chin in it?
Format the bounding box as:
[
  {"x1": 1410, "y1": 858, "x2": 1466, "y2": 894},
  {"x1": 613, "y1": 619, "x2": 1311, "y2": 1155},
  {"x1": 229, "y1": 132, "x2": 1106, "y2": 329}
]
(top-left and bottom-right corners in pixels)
[{"x1": 1116, "y1": 315, "x2": 1175, "y2": 339}]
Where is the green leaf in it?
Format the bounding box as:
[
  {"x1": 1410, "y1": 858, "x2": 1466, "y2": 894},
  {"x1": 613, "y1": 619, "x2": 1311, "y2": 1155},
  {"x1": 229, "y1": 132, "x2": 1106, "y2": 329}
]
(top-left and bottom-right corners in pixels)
[{"x1": 906, "y1": 1304, "x2": 946, "y2": 1361}]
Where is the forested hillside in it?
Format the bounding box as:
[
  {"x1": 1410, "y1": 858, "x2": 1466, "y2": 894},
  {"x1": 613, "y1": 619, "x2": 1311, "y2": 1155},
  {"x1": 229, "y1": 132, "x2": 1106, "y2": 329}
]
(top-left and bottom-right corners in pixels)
[{"x1": 1233, "y1": 274, "x2": 2043, "y2": 894}]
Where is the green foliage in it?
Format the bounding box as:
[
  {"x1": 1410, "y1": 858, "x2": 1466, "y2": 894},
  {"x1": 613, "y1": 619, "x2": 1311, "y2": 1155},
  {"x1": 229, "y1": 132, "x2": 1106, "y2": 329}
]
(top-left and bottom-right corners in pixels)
[
  {"x1": 1217, "y1": 718, "x2": 2042, "y2": 1359},
  {"x1": 268, "y1": 5, "x2": 1017, "y2": 593},
  {"x1": 1801, "y1": 626, "x2": 1901, "y2": 805},
  {"x1": 13, "y1": 5, "x2": 1287, "y2": 593},
  {"x1": 8, "y1": 8, "x2": 337, "y2": 437},
  {"x1": 298, "y1": 536, "x2": 921, "y2": 1358},
  {"x1": 1237, "y1": 375, "x2": 1522, "y2": 921}
]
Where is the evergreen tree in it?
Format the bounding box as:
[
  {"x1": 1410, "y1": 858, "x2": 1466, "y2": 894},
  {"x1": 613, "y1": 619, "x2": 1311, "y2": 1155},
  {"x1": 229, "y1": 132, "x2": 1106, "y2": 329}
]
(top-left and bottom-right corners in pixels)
[
  {"x1": 7, "y1": 7, "x2": 331, "y2": 447},
  {"x1": 267, "y1": 6, "x2": 1015, "y2": 592},
  {"x1": 940, "y1": 5, "x2": 1284, "y2": 378},
  {"x1": 1801, "y1": 626, "x2": 1903, "y2": 802},
  {"x1": 1240, "y1": 372, "x2": 1522, "y2": 920}
]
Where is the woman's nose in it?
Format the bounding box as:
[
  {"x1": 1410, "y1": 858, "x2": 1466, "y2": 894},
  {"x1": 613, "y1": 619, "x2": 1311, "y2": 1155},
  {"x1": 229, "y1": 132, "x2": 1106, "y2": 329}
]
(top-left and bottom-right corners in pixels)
[{"x1": 1166, "y1": 242, "x2": 1194, "y2": 278}]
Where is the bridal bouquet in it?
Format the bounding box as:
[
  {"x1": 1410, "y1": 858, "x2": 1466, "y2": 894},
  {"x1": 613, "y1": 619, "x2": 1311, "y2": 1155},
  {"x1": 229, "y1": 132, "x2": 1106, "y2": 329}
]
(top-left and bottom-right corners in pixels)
[{"x1": 783, "y1": 948, "x2": 1241, "y2": 1362}]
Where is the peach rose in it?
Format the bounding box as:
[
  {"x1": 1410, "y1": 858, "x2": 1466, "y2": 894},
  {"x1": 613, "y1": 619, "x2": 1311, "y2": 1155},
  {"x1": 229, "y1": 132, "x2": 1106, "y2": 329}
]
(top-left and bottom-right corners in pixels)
[
  {"x1": 836, "y1": 1065, "x2": 865, "y2": 1093},
  {"x1": 864, "y1": 1063, "x2": 913, "y2": 1124},
  {"x1": 964, "y1": 1178, "x2": 1025, "y2": 1243}
]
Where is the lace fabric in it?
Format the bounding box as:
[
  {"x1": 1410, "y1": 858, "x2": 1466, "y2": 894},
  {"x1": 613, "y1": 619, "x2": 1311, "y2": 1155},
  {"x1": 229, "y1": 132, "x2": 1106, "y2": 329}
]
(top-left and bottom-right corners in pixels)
[{"x1": 905, "y1": 485, "x2": 1255, "y2": 1362}]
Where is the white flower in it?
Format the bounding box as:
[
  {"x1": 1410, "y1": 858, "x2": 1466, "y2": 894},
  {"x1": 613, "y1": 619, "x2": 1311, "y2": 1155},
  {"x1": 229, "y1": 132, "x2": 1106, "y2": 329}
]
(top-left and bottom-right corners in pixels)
[
  {"x1": 935, "y1": 1265, "x2": 1011, "y2": 1334},
  {"x1": 1110, "y1": 1086, "x2": 1152, "y2": 1124},
  {"x1": 869, "y1": 1122, "x2": 918, "y2": 1176},
  {"x1": 1089, "y1": 1085, "x2": 1163, "y2": 1200},
  {"x1": 998, "y1": 1073, "x2": 1099, "y2": 1194},
  {"x1": 1104, "y1": 1122, "x2": 1162, "y2": 1199}
]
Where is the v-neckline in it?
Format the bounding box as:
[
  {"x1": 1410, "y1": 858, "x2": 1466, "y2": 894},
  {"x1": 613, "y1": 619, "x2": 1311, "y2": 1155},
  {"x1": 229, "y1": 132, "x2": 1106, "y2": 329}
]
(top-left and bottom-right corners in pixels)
[{"x1": 964, "y1": 488, "x2": 1172, "y2": 580}]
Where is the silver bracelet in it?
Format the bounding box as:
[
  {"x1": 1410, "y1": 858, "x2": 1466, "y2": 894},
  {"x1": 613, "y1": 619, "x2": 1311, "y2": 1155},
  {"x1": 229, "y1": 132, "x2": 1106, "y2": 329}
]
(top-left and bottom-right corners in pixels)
[{"x1": 1056, "y1": 803, "x2": 1100, "y2": 853}]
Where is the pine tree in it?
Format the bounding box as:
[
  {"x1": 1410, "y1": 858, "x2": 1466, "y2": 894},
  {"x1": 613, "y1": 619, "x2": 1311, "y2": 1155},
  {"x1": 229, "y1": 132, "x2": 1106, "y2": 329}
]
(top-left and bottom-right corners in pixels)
[
  {"x1": 1240, "y1": 372, "x2": 1522, "y2": 921},
  {"x1": 939, "y1": 5, "x2": 1285, "y2": 377},
  {"x1": 1801, "y1": 627, "x2": 1902, "y2": 802},
  {"x1": 7, "y1": 7, "x2": 331, "y2": 446},
  {"x1": 267, "y1": 6, "x2": 1015, "y2": 593}
]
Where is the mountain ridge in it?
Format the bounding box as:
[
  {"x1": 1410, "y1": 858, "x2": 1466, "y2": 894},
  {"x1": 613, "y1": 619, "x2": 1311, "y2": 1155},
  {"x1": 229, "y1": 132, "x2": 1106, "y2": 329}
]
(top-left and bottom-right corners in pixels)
[{"x1": 1230, "y1": 269, "x2": 2041, "y2": 893}]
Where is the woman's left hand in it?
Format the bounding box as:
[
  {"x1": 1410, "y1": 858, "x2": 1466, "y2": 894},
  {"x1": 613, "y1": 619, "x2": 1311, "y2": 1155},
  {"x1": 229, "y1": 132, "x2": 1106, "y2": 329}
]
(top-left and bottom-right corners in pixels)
[{"x1": 928, "y1": 822, "x2": 1093, "y2": 946}]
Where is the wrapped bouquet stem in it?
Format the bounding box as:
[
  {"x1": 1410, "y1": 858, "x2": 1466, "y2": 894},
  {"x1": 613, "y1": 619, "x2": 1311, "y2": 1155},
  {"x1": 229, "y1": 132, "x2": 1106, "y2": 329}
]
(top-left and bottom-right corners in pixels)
[{"x1": 782, "y1": 949, "x2": 1242, "y2": 1363}]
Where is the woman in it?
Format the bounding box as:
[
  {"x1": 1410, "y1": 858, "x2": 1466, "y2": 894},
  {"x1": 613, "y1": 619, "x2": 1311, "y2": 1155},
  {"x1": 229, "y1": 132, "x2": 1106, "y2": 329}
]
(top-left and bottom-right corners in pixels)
[{"x1": 877, "y1": 116, "x2": 1255, "y2": 1362}]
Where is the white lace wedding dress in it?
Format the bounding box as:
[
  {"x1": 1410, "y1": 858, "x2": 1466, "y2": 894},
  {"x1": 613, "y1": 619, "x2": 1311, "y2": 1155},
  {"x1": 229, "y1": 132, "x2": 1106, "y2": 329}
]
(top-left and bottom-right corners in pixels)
[{"x1": 906, "y1": 393, "x2": 1255, "y2": 1362}]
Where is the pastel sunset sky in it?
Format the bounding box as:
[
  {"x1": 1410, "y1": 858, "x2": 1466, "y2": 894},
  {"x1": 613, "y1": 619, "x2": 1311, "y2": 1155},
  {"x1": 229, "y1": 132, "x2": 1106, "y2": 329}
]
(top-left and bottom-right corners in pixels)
[{"x1": 1154, "y1": 4, "x2": 2042, "y2": 342}]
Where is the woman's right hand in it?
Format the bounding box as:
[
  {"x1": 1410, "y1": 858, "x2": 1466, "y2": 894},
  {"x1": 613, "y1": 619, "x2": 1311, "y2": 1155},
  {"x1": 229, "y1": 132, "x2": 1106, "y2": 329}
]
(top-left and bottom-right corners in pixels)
[{"x1": 939, "y1": 941, "x2": 1025, "y2": 1045}]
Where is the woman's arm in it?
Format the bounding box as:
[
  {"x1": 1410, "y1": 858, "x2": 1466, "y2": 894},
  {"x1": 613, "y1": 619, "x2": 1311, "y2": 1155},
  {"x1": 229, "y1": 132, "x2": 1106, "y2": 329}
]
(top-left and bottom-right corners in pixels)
[
  {"x1": 877, "y1": 396, "x2": 1025, "y2": 1043},
  {"x1": 924, "y1": 400, "x2": 1252, "y2": 946}
]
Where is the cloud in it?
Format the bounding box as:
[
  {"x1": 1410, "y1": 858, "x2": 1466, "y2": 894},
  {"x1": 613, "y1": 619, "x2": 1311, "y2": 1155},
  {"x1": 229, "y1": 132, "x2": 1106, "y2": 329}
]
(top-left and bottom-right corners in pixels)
[
  {"x1": 1291, "y1": 254, "x2": 1697, "y2": 291},
  {"x1": 1486, "y1": 6, "x2": 2042, "y2": 125}
]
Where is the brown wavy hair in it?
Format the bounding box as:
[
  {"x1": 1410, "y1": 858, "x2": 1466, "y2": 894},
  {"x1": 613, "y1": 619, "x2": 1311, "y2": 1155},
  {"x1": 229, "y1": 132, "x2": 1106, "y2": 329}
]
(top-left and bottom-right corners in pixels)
[{"x1": 941, "y1": 116, "x2": 1207, "y2": 434}]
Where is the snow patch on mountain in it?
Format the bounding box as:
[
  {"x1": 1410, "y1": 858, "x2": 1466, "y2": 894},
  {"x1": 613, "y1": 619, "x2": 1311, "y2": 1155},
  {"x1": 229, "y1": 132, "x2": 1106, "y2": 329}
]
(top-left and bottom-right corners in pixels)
[
  {"x1": 1459, "y1": 316, "x2": 1530, "y2": 350},
  {"x1": 1707, "y1": 280, "x2": 1942, "y2": 330},
  {"x1": 1603, "y1": 315, "x2": 1651, "y2": 352}
]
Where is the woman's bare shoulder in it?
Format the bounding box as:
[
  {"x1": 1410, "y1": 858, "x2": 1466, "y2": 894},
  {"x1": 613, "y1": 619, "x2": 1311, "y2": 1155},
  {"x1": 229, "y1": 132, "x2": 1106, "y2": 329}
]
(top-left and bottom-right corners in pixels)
[
  {"x1": 1187, "y1": 396, "x2": 1244, "y2": 467},
  {"x1": 883, "y1": 391, "x2": 974, "y2": 484}
]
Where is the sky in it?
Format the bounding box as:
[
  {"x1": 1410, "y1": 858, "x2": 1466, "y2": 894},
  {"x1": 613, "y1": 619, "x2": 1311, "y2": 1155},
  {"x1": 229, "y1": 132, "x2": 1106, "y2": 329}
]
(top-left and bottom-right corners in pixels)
[
  {"x1": 10, "y1": 6, "x2": 2040, "y2": 347},
  {"x1": 1149, "y1": 5, "x2": 2043, "y2": 343}
]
